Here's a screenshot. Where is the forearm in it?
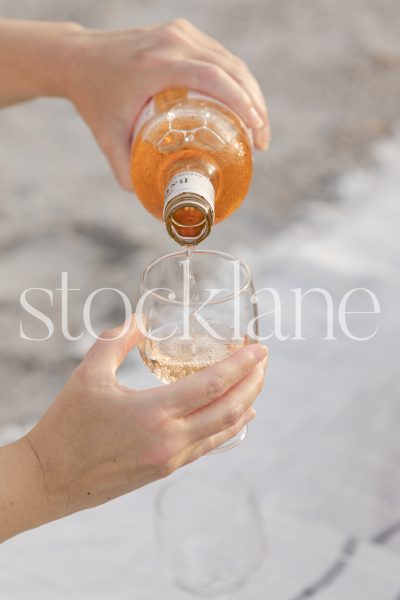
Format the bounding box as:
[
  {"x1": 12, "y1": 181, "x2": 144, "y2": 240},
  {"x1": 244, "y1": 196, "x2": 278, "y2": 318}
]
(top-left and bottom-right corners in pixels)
[
  {"x1": 0, "y1": 19, "x2": 82, "y2": 108},
  {"x1": 0, "y1": 438, "x2": 55, "y2": 542}
]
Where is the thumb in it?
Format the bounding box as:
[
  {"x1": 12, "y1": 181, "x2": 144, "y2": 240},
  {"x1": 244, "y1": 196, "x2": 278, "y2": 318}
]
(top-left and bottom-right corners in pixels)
[
  {"x1": 102, "y1": 129, "x2": 133, "y2": 192},
  {"x1": 84, "y1": 314, "x2": 140, "y2": 377}
]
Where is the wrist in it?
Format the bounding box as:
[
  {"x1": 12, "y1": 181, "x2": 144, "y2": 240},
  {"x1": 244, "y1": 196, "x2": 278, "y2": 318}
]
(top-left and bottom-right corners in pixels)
[
  {"x1": 0, "y1": 437, "x2": 54, "y2": 542},
  {"x1": 0, "y1": 20, "x2": 86, "y2": 101},
  {"x1": 42, "y1": 21, "x2": 86, "y2": 99}
]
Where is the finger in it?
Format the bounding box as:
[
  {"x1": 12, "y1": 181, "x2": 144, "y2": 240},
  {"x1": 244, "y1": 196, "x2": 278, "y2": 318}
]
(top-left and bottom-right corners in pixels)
[
  {"x1": 185, "y1": 362, "x2": 265, "y2": 442},
  {"x1": 209, "y1": 55, "x2": 270, "y2": 150},
  {"x1": 158, "y1": 343, "x2": 267, "y2": 417},
  {"x1": 186, "y1": 50, "x2": 270, "y2": 149},
  {"x1": 202, "y1": 52, "x2": 270, "y2": 150},
  {"x1": 186, "y1": 407, "x2": 256, "y2": 463},
  {"x1": 177, "y1": 27, "x2": 270, "y2": 148},
  {"x1": 84, "y1": 314, "x2": 139, "y2": 376},
  {"x1": 162, "y1": 59, "x2": 265, "y2": 135},
  {"x1": 99, "y1": 128, "x2": 133, "y2": 192},
  {"x1": 190, "y1": 44, "x2": 269, "y2": 145}
]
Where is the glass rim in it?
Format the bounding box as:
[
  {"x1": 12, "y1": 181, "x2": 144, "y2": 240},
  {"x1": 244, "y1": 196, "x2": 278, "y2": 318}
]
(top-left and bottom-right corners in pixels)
[{"x1": 139, "y1": 249, "x2": 253, "y2": 307}]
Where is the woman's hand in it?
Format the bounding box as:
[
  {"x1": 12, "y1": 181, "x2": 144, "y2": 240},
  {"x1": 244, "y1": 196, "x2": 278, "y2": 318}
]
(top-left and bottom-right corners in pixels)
[
  {"x1": 0, "y1": 19, "x2": 269, "y2": 190},
  {"x1": 65, "y1": 19, "x2": 270, "y2": 190},
  {"x1": 1, "y1": 316, "x2": 267, "y2": 541}
]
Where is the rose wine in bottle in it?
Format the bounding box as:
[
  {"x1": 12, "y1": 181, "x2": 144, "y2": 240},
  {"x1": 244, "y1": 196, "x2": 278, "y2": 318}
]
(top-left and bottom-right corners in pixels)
[{"x1": 130, "y1": 88, "x2": 253, "y2": 245}]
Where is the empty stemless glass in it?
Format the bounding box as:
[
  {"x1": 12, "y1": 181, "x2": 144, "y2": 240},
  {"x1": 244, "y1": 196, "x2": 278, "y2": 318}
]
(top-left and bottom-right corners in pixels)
[
  {"x1": 136, "y1": 249, "x2": 259, "y2": 452},
  {"x1": 155, "y1": 470, "x2": 266, "y2": 596}
]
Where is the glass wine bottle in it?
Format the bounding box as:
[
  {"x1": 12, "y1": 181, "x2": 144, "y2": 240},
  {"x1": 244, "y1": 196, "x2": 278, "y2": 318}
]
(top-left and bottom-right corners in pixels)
[{"x1": 130, "y1": 88, "x2": 253, "y2": 245}]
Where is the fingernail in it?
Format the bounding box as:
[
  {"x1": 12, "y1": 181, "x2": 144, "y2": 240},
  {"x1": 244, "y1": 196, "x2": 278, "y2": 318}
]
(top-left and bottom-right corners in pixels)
[
  {"x1": 250, "y1": 344, "x2": 268, "y2": 362},
  {"x1": 244, "y1": 408, "x2": 256, "y2": 424},
  {"x1": 248, "y1": 106, "x2": 264, "y2": 129},
  {"x1": 262, "y1": 126, "x2": 271, "y2": 150},
  {"x1": 258, "y1": 125, "x2": 271, "y2": 151},
  {"x1": 262, "y1": 355, "x2": 268, "y2": 371}
]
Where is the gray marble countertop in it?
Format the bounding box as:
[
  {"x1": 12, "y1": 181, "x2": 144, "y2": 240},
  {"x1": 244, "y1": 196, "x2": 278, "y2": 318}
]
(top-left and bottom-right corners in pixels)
[
  {"x1": 1, "y1": 128, "x2": 399, "y2": 598},
  {"x1": 1, "y1": 1, "x2": 400, "y2": 596}
]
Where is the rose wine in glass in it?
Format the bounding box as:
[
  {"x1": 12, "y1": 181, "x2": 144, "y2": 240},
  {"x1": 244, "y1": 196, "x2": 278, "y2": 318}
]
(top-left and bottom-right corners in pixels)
[{"x1": 137, "y1": 249, "x2": 258, "y2": 453}]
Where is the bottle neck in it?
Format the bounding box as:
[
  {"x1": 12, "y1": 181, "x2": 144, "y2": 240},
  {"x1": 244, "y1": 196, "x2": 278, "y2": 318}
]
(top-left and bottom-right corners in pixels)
[{"x1": 163, "y1": 170, "x2": 215, "y2": 246}]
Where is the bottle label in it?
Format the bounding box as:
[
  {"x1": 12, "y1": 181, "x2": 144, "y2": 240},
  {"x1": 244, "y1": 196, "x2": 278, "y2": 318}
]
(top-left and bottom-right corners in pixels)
[{"x1": 163, "y1": 171, "x2": 215, "y2": 220}]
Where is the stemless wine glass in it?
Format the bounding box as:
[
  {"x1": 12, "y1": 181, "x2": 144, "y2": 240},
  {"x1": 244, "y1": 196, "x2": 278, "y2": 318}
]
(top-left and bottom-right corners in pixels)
[
  {"x1": 155, "y1": 470, "x2": 266, "y2": 596},
  {"x1": 137, "y1": 249, "x2": 259, "y2": 452}
]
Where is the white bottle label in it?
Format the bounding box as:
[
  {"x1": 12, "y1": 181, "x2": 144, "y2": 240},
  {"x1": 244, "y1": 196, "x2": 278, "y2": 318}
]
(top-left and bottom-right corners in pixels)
[{"x1": 163, "y1": 171, "x2": 215, "y2": 220}]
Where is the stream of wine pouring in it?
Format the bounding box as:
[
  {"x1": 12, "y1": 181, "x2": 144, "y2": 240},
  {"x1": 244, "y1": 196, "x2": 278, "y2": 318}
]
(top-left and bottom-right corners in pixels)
[{"x1": 184, "y1": 245, "x2": 198, "y2": 356}]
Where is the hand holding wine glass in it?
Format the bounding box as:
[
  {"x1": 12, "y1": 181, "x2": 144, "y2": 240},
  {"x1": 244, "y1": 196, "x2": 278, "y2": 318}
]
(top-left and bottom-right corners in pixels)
[{"x1": 1, "y1": 315, "x2": 267, "y2": 542}]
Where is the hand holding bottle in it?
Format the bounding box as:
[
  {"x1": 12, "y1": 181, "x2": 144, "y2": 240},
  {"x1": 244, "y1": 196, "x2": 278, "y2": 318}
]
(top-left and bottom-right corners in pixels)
[
  {"x1": 65, "y1": 19, "x2": 270, "y2": 190},
  {"x1": 0, "y1": 17, "x2": 269, "y2": 192},
  {"x1": 0, "y1": 18, "x2": 269, "y2": 192}
]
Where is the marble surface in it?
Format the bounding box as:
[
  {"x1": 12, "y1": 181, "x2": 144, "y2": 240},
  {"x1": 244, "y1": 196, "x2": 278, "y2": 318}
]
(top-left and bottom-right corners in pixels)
[
  {"x1": 1, "y1": 480, "x2": 400, "y2": 600},
  {"x1": 1, "y1": 1, "x2": 400, "y2": 597},
  {"x1": 1, "y1": 128, "x2": 399, "y2": 598}
]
